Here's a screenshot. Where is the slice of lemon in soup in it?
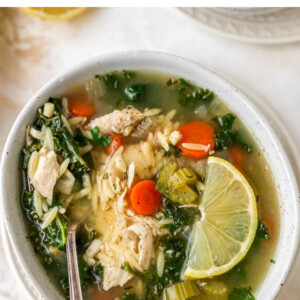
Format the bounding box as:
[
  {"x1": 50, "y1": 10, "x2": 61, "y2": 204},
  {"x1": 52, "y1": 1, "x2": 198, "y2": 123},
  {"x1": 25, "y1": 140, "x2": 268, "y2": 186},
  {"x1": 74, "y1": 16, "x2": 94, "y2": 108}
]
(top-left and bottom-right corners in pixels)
[{"x1": 184, "y1": 156, "x2": 258, "y2": 279}]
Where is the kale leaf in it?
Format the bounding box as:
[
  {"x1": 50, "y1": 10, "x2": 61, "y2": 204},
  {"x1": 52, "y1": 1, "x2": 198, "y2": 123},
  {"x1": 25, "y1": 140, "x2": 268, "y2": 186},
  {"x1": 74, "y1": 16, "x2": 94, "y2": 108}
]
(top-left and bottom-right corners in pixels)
[
  {"x1": 161, "y1": 198, "x2": 200, "y2": 233},
  {"x1": 177, "y1": 78, "x2": 214, "y2": 107},
  {"x1": 159, "y1": 235, "x2": 187, "y2": 285},
  {"x1": 22, "y1": 144, "x2": 42, "y2": 170},
  {"x1": 91, "y1": 126, "x2": 113, "y2": 147},
  {"x1": 213, "y1": 114, "x2": 253, "y2": 152},
  {"x1": 95, "y1": 73, "x2": 120, "y2": 89},
  {"x1": 124, "y1": 84, "x2": 146, "y2": 102},
  {"x1": 228, "y1": 287, "x2": 255, "y2": 300},
  {"x1": 213, "y1": 113, "x2": 236, "y2": 150},
  {"x1": 232, "y1": 129, "x2": 253, "y2": 153}
]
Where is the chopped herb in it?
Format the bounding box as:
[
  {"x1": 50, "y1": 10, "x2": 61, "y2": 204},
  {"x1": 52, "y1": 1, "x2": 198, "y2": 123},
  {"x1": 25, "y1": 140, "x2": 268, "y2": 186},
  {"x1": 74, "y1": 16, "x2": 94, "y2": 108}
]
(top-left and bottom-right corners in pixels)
[
  {"x1": 163, "y1": 145, "x2": 181, "y2": 158},
  {"x1": 257, "y1": 221, "x2": 270, "y2": 240},
  {"x1": 121, "y1": 262, "x2": 139, "y2": 276},
  {"x1": 121, "y1": 292, "x2": 140, "y2": 300},
  {"x1": 124, "y1": 84, "x2": 146, "y2": 102},
  {"x1": 177, "y1": 78, "x2": 214, "y2": 107},
  {"x1": 228, "y1": 287, "x2": 255, "y2": 300},
  {"x1": 270, "y1": 259, "x2": 276, "y2": 264},
  {"x1": 232, "y1": 129, "x2": 253, "y2": 153},
  {"x1": 89, "y1": 229, "x2": 100, "y2": 241},
  {"x1": 113, "y1": 183, "x2": 117, "y2": 190},
  {"x1": 91, "y1": 126, "x2": 113, "y2": 147},
  {"x1": 122, "y1": 70, "x2": 136, "y2": 79},
  {"x1": 95, "y1": 73, "x2": 120, "y2": 89},
  {"x1": 22, "y1": 144, "x2": 42, "y2": 169}
]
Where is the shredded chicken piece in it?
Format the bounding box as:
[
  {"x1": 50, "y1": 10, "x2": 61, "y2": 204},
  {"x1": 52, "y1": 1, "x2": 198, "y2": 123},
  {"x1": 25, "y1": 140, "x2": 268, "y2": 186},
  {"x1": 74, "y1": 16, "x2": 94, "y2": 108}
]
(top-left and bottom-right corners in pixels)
[
  {"x1": 122, "y1": 223, "x2": 153, "y2": 271},
  {"x1": 87, "y1": 106, "x2": 145, "y2": 136},
  {"x1": 31, "y1": 148, "x2": 59, "y2": 199}
]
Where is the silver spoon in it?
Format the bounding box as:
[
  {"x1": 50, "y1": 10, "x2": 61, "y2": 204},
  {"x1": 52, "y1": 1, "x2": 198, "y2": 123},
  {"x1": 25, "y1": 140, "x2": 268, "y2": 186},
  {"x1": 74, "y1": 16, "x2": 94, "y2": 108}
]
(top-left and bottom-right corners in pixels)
[{"x1": 66, "y1": 208, "x2": 92, "y2": 300}]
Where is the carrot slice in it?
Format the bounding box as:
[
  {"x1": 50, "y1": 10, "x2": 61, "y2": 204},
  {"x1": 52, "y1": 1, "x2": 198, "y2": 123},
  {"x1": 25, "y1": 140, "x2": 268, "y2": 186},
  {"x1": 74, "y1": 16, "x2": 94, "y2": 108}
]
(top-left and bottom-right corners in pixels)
[
  {"x1": 178, "y1": 121, "x2": 215, "y2": 159},
  {"x1": 129, "y1": 180, "x2": 162, "y2": 215},
  {"x1": 228, "y1": 145, "x2": 244, "y2": 172},
  {"x1": 69, "y1": 99, "x2": 95, "y2": 118},
  {"x1": 106, "y1": 134, "x2": 123, "y2": 154}
]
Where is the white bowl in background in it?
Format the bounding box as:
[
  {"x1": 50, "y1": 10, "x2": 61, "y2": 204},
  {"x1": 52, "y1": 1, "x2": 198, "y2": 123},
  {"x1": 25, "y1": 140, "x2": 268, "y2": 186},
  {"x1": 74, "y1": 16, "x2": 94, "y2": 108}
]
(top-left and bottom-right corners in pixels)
[{"x1": 0, "y1": 51, "x2": 299, "y2": 300}]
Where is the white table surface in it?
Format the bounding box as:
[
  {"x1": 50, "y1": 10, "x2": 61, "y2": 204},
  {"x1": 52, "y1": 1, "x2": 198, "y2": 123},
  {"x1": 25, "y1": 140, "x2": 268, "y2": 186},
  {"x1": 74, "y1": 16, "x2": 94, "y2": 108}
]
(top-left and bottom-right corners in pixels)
[{"x1": 0, "y1": 7, "x2": 299, "y2": 300}]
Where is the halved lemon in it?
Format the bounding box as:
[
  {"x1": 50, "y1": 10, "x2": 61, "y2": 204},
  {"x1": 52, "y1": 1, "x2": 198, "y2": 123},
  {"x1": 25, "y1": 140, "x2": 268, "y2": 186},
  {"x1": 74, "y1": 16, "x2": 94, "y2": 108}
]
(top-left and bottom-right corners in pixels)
[
  {"x1": 20, "y1": 7, "x2": 87, "y2": 21},
  {"x1": 184, "y1": 156, "x2": 257, "y2": 279}
]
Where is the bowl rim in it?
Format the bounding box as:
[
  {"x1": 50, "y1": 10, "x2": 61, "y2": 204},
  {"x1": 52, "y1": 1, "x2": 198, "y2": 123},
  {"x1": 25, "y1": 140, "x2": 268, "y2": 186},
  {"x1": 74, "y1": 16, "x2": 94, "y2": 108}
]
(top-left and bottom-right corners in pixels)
[{"x1": 1, "y1": 50, "x2": 299, "y2": 300}]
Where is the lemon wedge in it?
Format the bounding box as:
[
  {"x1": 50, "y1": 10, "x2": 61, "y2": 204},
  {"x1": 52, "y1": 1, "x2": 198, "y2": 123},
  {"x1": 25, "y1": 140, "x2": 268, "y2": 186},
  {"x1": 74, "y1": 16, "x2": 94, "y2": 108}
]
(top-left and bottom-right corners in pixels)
[
  {"x1": 184, "y1": 156, "x2": 257, "y2": 279},
  {"x1": 20, "y1": 7, "x2": 87, "y2": 21}
]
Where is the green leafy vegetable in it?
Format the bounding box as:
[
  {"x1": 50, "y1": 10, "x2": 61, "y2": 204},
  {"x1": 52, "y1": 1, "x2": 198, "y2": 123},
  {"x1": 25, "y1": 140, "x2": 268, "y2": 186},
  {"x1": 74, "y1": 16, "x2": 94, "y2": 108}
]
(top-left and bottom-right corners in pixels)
[
  {"x1": 163, "y1": 145, "x2": 181, "y2": 158},
  {"x1": 257, "y1": 221, "x2": 270, "y2": 240},
  {"x1": 213, "y1": 113, "x2": 253, "y2": 152},
  {"x1": 121, "y1": 262, "x2": 139, "y2": 276},
  {"x1": 95, "y1": 73, "x2": 120, "y2": 89},
  {"x1": 91, "y1": 126, "x2": 113, "y2": 147},
  {"x1": 122, "y1": 70, "x2": 136, "y2": 79},
  {"x1": 213, "y1": 113, "x2": 236, "y2": 150},
  {"x1": 55, "y1": 215, "x2": 67, "y2": 249},
  {"x1": 177, "y1": 78, "x2": 214, "y2": 107},
  {"x1": 121, "y1": 292, "x2": 140, "y2": 300},
  {"x1": 22, "y1": 144, "x2": 42, "y2": 169},
  {"x1": 161, "y1": 198, "x2": 200, "y2": 233},
  {"x1": 228, "y1": 287, "x2": 255, "y2": 300},
  {"x1": 232, "y1": 129, "x2": 253, "y2": 153},
  {"x1": 89, "y1": 229, "x2": 100, "y2": 241},
  {"x1": 124, "y1": 84, "x2": 146, "y2": 102}
]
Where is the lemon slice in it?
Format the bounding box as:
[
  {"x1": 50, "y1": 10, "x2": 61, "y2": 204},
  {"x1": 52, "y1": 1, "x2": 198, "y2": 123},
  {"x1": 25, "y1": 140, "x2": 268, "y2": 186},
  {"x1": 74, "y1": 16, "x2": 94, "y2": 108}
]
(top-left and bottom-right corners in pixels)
[
  {"x1": 20, "y1": 7, "x2": 87, "y2": 21},
  {"x1": 184, "y1": 156, "x2": 257, "y2": 279}
]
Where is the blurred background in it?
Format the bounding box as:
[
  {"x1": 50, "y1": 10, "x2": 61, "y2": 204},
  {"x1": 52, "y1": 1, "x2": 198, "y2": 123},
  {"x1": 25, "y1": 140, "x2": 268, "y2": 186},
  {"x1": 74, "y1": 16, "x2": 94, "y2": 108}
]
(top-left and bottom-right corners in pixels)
[{"x1": 0, "y1": 6, "x2": 299, "y2": 300}]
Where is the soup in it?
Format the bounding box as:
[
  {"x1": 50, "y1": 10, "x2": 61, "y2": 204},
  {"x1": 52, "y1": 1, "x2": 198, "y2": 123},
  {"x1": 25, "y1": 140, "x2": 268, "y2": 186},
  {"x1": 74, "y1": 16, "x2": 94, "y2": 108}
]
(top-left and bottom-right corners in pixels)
[{"x1": 21, "y1": 70, "x2": 279, "y2": 300}]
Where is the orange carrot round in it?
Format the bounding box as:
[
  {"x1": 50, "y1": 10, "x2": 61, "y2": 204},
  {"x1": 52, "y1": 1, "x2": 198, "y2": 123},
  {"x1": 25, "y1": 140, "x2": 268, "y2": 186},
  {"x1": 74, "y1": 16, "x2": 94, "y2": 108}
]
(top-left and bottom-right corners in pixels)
[
  {"x1": 106, "y1": 134, "x2": 123, "y2": 154},
  {"x1": 178, "y1": 121, "x2": 215, "y2": 159},
  {"x1": 69, "y1": 99, "x2": 95, "y2": 118},
  {"x1": 129, "y1": 180, "x2": 162, "y2": 215},
  {"x1": 228, "y1": 144, "x2": 244, "y2": 172}
]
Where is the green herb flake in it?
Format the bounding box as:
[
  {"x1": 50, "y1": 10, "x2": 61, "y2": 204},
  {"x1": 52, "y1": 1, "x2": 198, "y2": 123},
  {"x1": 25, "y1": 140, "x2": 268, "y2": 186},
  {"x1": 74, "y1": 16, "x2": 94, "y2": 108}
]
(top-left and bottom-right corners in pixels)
[
  {"x1": 163, "y1": 145, "x2": 181, "y2": 158},
  {"x1": 124, "y1": 83, "x2": 146, "y2": 102},
  {"x1": 113, "y1": 183, "x2": 117, "y2": 190},
  {"x1": 228, "y1": 287, "x2": 255, "y2": 300},
  {"x1": 121, "y1": 292, "x2": 140, "y2": 300},
  {"x1": 257, "y1": 220, "x2": 270, "y2": 240},
  {"x1": 91, "y1": 126, "x2": 113, "y2": 147},
  {"x1": 177, "y1": 78, "x2": 214, "y2": 107},
  {"x1": 121, "y1": 262, "x2": 139, "y2": 276},
  {"x1": 270, "y1": 259, "x2": 276, "y2": 264}
]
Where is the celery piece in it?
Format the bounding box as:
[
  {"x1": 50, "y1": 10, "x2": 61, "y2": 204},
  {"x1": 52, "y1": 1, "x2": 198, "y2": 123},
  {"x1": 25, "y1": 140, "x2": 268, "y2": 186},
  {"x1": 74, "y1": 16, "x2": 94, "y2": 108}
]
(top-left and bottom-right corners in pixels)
[
  {"x1": 164, "y1": 280, "x2": 200, "y2": 300},
  {"x1": 168, "y1": 168, "x2": 197, "y2": 189},
  {"x1": 156, "y1": 162, "x2": 178, "y2": 194},
  {"x1": 169, "y1": 184, "x2": 198, "y2": 204}
]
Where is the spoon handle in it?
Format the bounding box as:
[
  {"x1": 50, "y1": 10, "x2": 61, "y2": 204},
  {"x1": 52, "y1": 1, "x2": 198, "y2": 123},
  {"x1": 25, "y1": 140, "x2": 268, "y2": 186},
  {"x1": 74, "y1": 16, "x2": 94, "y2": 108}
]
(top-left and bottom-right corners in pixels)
[{"x1": 66, "y1": 230, "x2": 83, "y2": 300}]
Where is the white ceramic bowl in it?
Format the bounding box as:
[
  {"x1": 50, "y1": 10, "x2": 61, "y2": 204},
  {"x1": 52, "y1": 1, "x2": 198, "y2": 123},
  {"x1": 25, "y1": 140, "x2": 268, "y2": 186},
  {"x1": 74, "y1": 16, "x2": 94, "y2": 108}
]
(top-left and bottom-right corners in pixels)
[{"x1": 1, "y1": 51, "x2": 299, "y2": 300}]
